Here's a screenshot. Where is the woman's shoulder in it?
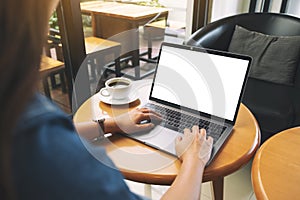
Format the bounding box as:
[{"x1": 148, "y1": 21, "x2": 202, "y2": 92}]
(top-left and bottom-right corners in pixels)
[
  {"x1": 22, "y1": 93, "x2": 68, "y2": 121},
  {"x1": 12, "y1": 93, "x2": 147, "y2": 200},
  {"x1": 14, "y1": 93, "x2": 72, "y2": 133}
]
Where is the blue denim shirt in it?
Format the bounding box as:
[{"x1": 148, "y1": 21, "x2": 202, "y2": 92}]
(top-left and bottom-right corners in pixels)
[{"x1": 13, "y1": 94, "x2": 146, "y2": 200}]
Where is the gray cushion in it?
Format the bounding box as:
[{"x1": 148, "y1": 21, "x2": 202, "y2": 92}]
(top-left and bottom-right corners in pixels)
[{"x1": 228, "y1": 25, "x2": 300, "y2": 85}]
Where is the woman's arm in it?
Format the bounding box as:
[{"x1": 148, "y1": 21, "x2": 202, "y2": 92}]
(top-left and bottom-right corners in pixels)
[
  {"x1": 162, "y1": 157, "x2": 205, "y2": 200},
  {"x1": 161, "y1": 127, "x2": 213, "y2": 200},
  {"x1": 76, "y1": 110, "x2": 213, "y2": 200},
  {"x1": 75, "y1": 108, "x2": 162, "y2": 140}
]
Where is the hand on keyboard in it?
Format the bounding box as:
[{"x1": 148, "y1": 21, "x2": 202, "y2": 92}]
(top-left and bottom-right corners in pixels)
[
  {"x1": 144, "y1": 103, "x2": 226, "y2": 144},
  {"x1": 175, "y1": 126, "x2": 213, "y2": 165},
  {"x1": 112, "y1": 107, "x2": 162, "y2": 134}
]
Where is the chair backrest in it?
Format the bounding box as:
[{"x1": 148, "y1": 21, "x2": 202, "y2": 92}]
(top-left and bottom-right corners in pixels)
[
  {"x1": 45, "y1": 28, "x2": 64, "y2": 61},
  {"x1": 186, "y1": 12, "x2": 300, "y2": 87}
]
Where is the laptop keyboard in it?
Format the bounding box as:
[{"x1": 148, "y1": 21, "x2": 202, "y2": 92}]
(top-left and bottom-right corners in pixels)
[{"x1": 144, "y1": 103, "x2": 226, "y2": 144}]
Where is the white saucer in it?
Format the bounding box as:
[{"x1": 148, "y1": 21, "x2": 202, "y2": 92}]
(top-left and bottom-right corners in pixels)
[{"x1": 98, "y1": 91, "x2": 139, "y2": 105}]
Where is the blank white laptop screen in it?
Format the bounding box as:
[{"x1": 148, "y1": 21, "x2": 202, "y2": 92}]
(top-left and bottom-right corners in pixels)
[{"x1": 151, "y1": 45, "x2": 249, "y2": 121}]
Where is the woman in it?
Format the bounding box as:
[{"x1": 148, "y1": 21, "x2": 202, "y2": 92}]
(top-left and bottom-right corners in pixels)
[{"x1": 0, "y1": 0, "x2": 213, "y2": 199}]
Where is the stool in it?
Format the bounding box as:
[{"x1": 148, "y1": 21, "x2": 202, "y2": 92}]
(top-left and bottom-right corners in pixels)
[
  {"x1": 143, "y1": 20, "x2": 167, "y2": 61},
  {"x1": 45, "y1": 30, "x2": 66, "y2": 93},
  {"x1": 84, "y1": 37, "x2": 121, "y2": 80},
  {"x1": 143, "y1": 19, "x2": 185, "y2": 61},
  {"x1": 39, "y1": 56, "x2": 65, "y2": 99}
]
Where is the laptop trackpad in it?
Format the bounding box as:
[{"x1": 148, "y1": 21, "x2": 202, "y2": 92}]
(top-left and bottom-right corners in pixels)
[{"x1": 130, "y1": 125, "x2": 182, "y2": 156}]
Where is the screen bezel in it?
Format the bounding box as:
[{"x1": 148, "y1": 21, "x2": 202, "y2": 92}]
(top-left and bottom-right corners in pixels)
[{"x1": 149, "y1": 42, "x2": 252, "y2": 125}]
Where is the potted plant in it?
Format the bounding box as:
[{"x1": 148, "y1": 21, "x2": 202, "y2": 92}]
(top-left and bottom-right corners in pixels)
[
  {"x1": 49, "y1": 12, "x2": 59, "y2": 30},
  {"x1": 137, "y1": 0, "x2": 164, "y2": 7}
]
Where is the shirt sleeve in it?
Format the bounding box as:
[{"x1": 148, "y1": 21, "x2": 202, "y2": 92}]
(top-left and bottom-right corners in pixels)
[{"x1": 13, "y1": 103, "x2": 148, "y2": 200}]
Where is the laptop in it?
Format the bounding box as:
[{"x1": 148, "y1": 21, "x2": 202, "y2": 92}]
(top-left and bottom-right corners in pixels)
[{"x1": 127, "y1": 42, "x2": 252, "y2": 165}]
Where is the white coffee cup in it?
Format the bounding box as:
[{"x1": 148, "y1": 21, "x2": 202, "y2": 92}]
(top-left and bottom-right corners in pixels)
[{"x1": 100, "y1": 77, "x2": 132, "y2": 100}]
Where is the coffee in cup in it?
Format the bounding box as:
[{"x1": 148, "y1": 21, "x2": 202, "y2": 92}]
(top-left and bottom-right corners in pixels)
[{"x1": 100, "y1": 77, "x2": 132, "y2": 100}]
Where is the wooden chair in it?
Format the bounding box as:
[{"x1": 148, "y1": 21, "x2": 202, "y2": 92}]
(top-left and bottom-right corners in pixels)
[
  {"x1": 39, "y1": 56, "x2": 65, "y2": 99},
  {"x1": 84, "y1": 36, "x2": 121, "y2": 80},
  {"x1": 143, "y1": 20, "x2": 166, "y2": 61},
  {"x1": 44, "y1": 28, "x2": 67, "y2": 95},
  {"x1": 143, "y1": 19, "x2": 185, "y2": 61},
  {"x1": 44, "y1": 28, "x2": 122, "y2": 98}
]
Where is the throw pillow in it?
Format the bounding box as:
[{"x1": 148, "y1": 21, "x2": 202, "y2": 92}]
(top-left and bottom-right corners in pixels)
[{"x1": 228, "y1": 25, "x2": 300, "y2": 85}]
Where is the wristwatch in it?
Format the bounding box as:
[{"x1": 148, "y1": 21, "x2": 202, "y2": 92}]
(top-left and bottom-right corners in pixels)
[
  {"x1": 93, "y1": 118, "x2": 106, "y2": 140},
  {"x1": 96, "y1": 118, "x2": 105, "y2": 133}
]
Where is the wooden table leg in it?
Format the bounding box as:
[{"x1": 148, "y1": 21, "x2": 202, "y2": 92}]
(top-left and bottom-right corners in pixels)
[{"x1": 211, "y1": 177, "x2": 224, "y2": 200}]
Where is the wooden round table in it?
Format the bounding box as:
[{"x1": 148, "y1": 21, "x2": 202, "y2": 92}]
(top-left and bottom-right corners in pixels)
[
  {"x1": 252, "y1": 127, "x2": 300, "y2": 200},
  {"x1": 74, "y1": 80, "x2": 261, "y2": 200}
]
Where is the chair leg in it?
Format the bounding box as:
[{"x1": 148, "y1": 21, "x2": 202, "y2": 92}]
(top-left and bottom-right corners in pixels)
[
  {"x1": 91, "y1": 58, "x2": 98, "y2": 82},
  {"x1": 114, "y1": 52, "x2": 121, "y2": 77},
  {"x1": 86, "y1": 58, "x2": 97, "y2": 83},
  {"x1": 42, "y1": 77, "x2": 52, "y2": 100},
  {"x1": 147, "y1": 33, "x2": 152, "y2": 59},
  {"x1": 50, "y1": 74, "x2": 59, "y2": 89},
  {"x1": 59, "y1": 71, "x2": 67, "y2": 93},
  {"x1": 144, "y1": 184, "x2": 152, "y2": 199},
  {"x1": 95, "y1": 57, "x2": 105, "y2": 80}
]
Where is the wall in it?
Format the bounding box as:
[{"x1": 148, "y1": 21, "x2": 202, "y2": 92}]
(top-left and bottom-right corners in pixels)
[
  {"x1": 159, "y1": 0, "x2": 187, "y2": 27},
  {"x1": 210, "y1": 0, "x2": 251, "y2": 22},
  {"x1": 286, "y1": 0, "x2": 300, "y2": 17}
]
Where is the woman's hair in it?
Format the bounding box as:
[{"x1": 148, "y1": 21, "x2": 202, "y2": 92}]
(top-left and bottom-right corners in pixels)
[{"x1": 0, "y1": 1, "x2": 54, "y2": 198}]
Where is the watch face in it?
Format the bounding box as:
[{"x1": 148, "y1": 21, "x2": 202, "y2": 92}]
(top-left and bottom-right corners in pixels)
[{"x1": 97, "y1": 118, "x2": 105, "y2": 131}]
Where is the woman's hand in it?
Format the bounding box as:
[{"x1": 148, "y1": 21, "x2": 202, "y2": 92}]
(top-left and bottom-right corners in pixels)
[
  {"x1": 162, "y1": 126, "x2": 213, "y2": 200},
  {"x1": 175, "y1": 126, "x2": 213, "y2": 165},
  {"x1": 104, "y1": 108, "x2": 162, "y2": 134}
]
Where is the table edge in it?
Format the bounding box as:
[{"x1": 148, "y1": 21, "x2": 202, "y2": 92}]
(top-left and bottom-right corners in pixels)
[{"x1": 251, "y1": 127, "x2": 300, "y2": 200}]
